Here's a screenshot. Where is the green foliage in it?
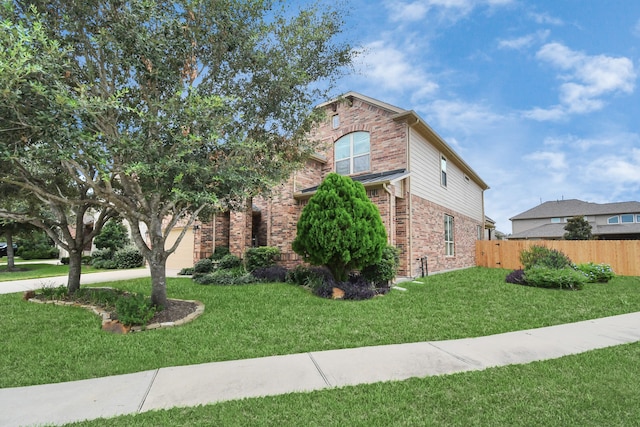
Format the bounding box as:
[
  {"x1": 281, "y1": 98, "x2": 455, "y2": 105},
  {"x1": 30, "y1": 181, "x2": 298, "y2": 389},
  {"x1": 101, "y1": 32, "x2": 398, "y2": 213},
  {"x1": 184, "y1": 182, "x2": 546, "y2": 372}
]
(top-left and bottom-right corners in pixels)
[
  {"x1": 193, "y1": 258, "x2": 214, "y2": 274},
  {"x1": 112, "y1": 246, "x2": 144, "y2": 269},
  {"x1": 193, "y1": 269, "x2": 258, "y2": 286},
  {"x1": 574, "y1": 262, "x2": 615, "y2": 283},
  {"x1": 209, "y1": 246, "x2": 231, "y2": 261},
  {"x1": 115, "y1": 293, "x2": 156, "y2": 326},
  {"x1": 2, "y1": 0, "x2": 356, "y2": 306},
  {"x1": 564, "y1": 216, "x2": 593, "y2": 240},
  {"x1": 16, "y1": 231, "x2": 58, "y2": 259},
  {"x1": 520, "y1": 245, "x2": 572, "y2": 270},
  {"x1": 178, "y1": 267, "x2": 194, "y2": 276},
  {"x1": 286, "y1": 265, "x2": 315, "y2": 286},
  {"x1": 244, "y1": 246, "x2": 280, "y2": 272},
  {"x1": 93, "y1": 219, "x2": 130, "y2": 252},
  {"x1": 361, "y1": 245, "x2": 400, "y2": 286},
  {"x1": 39, "y1": 285, "x2": 68, "y2": 300},
  {"x1": 218, "y1": 254, "x2": 242, "y2": 270},
  {"x1": 292, "y1": 173, "x2": 388, "y2": 281},
  {"x1": 523, "y1": 266, "x2": 587, "y2": 290},
  {"x1": 91, "y1": 248, "x2": 117, "y2": 269}
]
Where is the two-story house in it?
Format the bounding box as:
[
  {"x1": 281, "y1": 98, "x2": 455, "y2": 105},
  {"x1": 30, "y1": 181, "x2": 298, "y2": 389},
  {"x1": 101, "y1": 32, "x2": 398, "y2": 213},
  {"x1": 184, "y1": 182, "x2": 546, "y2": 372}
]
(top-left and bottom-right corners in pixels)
[
  {"x1": 186, "y1": 92, "x2": 490, "y2": 277},
  {"x1": 510, "y1": 199, "x2": 640, "y2": 240}
]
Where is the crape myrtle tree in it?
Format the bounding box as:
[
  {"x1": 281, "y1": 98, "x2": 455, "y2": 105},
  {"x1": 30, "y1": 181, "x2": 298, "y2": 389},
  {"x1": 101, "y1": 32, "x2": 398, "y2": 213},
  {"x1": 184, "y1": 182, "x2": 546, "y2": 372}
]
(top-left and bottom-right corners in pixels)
[
  {"x1": 292, "y1": 173, "x2": 388, "y2": 282},
  {"x1": 0, "y1": 3, "x2": 117, "y2": 292},
  {"x1": 564, "y1": 215, "x2": 593, "y2": 240},
  {"x1": 17, "y1": 0, "x2": 356, "y2": 307}
]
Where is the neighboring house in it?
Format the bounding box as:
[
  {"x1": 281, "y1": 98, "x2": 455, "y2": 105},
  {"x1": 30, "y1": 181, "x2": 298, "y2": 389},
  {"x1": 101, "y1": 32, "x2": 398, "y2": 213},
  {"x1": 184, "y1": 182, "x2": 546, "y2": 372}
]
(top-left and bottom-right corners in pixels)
[
  {"x1": 509, "y1": 199, "x2": 640, "y2": 240},
  {"x1": 191, "y1": 92, "x2": 490, "y2": 277}
]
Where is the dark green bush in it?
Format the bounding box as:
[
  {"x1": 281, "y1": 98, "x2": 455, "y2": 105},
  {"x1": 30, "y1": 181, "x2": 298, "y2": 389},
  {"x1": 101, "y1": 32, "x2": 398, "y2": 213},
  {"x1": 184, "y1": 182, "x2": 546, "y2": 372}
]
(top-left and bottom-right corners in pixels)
[
  {"x1": 361, "y1": 245, "x2": 400, "y2": 286},
  {"x1": 178, "y1": 267, "x2": 194, "y2": 275},
  {"x1": 113, "y1": 246, "x2": 144, "y2": 269},
  {"x1": 193, "y1": 268, "x2": 258, "y2": 285},
  {"x1": 520, "y1": 245, "x2": 572, "y2": 270},
  {"x1": 115, "y1": 293, "x2": 156, "y2": 326},
  {"x1": 292, "y1": 173, "x2": 387, "y2": 281},
  {"x1": 286, "y1": 265, "x2": 314, "y2": 286},
  {"x1": 218, "y1": 254, "x2": 242, "y2": 270},
  {"x1": 93, "y1": 218, "x2": 130, "y2": 252},
  {"x1": 251, "y1": 265, "x2": 288, "y2": 282},
  {"x1": 244, "y1": 246, "x2": 280, "y2": 272},
  {"x1": 194, "y1": 258, "x2": 214, "y2": 274},
  {"x1": 82, "y1": 255, "x2": 92, "y2": 265},
  {"x1": 20, "y1": 247, "x2": 59, "y2": 260},
  {"x1": 505, "y1": 269, "x2": 526, "y2": 285},
  {"x1": 60, "y1": 257, "x2": 70, "y2": 265},
  {"x1": 209, "y1": 246, "x2": 231, "y2": 261},
  {"x1": 91, "y1": 248, "x2": 115, "y2": 269},
  {"x1": 574, "y1": 262, "x2": 615, "y2": 283},
  {"x1": 524, "y1": 266, "x2": 587, "y2": 290}
]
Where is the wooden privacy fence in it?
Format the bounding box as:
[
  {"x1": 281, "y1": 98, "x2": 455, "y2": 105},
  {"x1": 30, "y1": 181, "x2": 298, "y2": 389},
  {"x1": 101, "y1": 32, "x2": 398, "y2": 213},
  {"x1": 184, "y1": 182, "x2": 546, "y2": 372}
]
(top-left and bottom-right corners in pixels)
[{"x1": 476, "y1": 240, "x2": 640, "y2": 277}]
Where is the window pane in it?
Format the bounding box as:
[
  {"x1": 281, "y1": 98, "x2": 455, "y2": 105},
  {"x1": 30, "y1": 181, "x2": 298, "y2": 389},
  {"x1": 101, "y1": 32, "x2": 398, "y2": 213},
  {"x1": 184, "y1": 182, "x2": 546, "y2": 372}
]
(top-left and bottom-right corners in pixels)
[
  {"x1": 336, "y1": 159, "x2": 350, "y2": 175},
  {"x1": 608, "y1": 216, "x2": 619, "y2": 224},
  {"x1": 551, "y1": 218, "x2": 561, "y2": 223},
  {"x1": 353, "y1": 132, "x2": 370, "y2": 155},
  {"x1": 621, "y1": 214, "x2": 634, "y2": 223},
  {"x1": 335, "y1": 138, "x2": 350, "y2": 160},
  {"x1": 637, "y1": 215, "x2": 640, "y2": 223},
  {"x1": 353, "y1": 154, "x2": 369, "y2": 173}
]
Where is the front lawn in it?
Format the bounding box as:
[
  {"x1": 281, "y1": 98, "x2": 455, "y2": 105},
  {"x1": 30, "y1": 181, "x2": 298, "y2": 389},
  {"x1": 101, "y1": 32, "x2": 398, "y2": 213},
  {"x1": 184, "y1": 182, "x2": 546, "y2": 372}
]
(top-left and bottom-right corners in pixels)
[
  {"x1": 0, "y1": 263, "x2": 99, "y2": 282},
  {"x1": 1, "y1": 267, "x2": 639, "y2": 388}
]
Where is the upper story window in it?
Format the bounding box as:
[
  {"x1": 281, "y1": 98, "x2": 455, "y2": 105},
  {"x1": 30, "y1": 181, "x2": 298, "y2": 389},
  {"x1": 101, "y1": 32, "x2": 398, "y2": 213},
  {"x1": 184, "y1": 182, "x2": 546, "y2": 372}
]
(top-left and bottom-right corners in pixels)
[
  {"x1": 331, "y1": 114, "x2": 340, "y2": 129},
  {"x1": 607, "y1": 216, "x2": 619, "y2": 224},
  {"x1": 551, "y1": 218, "x2": 561, "y2": 223},
  {"x1": 621, "y1": 214, "x2": 634, "y2": 223},
  {"x1": 440, "y1": 156, "x2": 447, "y2": 187},
  {"x1": 335, "y1": 132, "x2": 370, "y2": 175}
]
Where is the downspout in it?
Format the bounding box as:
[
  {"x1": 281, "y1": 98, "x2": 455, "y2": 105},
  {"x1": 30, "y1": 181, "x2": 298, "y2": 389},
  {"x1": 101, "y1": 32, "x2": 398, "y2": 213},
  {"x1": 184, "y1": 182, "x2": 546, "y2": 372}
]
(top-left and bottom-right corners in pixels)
[{"x1": 382, "y1": 183, "x2": 393, "y2": 246}]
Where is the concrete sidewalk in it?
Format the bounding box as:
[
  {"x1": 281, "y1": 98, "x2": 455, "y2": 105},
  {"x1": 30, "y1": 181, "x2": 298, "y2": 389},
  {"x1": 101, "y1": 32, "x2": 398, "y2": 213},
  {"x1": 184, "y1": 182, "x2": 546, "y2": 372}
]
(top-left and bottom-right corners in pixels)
[
  {"x1": 0, "y1": 267, "x2": 182, "y2": 295},
  {"x1": 2, "y1": 311, "x2": 640, "y2": 427}
]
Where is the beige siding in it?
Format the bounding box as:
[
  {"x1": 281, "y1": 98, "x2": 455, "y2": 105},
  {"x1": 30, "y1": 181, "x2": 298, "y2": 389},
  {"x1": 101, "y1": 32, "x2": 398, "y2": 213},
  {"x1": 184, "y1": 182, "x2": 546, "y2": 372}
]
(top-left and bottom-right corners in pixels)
[{"x1": 409, "y1": 129, "x2": 483, "y2": 222}]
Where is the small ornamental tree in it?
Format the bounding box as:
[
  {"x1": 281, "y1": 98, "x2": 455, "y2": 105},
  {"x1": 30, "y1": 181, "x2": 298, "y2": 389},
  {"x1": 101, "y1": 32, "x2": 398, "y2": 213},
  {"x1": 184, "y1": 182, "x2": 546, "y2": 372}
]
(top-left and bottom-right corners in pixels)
[
  {"x1": 292, "y1": 173, "x2": 387, "y2": 281},
  {"x1": 94, "y1": 218, "x2": 130, "y2": 253},
  {"x1": 564, "y1": 216, "x2": 593, "y2": 240}
]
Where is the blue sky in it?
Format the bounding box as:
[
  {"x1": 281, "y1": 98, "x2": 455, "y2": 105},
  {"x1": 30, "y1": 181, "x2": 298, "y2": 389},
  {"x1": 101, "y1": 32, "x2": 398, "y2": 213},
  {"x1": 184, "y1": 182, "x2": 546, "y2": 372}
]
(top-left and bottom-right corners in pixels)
[{"x1": 323, "y1": 0, "x2": 640, "y2": 234}]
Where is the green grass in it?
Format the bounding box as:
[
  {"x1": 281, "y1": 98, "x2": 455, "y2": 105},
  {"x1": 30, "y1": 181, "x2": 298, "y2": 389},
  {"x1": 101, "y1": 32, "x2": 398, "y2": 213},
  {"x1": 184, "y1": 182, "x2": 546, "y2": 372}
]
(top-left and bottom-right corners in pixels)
[
  {"x1": 0, "y1": 263, "x2": 100, "y2": 282},
  {"x1": 69, "y1": 342, "x2": 640, "y2": 426},
  {"x1": 1, "y1": 267, "x2": 639, "y2": 388}
]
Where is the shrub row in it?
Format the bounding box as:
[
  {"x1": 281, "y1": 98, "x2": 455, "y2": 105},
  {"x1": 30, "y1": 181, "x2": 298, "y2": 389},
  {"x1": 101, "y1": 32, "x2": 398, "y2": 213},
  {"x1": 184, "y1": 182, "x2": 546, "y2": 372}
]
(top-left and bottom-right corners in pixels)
[
  {"x1": 505, "y1": 245, "x2": 615, "y2": 290},
  {"x1": 91, "y1": 246, "x2": 144, "y2": 270}
]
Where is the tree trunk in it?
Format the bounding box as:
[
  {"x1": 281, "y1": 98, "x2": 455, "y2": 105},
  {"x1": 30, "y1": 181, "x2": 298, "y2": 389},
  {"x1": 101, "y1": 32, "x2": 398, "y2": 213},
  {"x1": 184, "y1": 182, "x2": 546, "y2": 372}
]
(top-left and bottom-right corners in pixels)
[
  {"x1": 149, "y1": 253, "x2": 168, "y2": 308},
  {"x1": 6, "y1": 232, "x2": 16, "y2": 271},
  {"x1": 67, "y1": 248, "x2": 83, "y2": 294}
]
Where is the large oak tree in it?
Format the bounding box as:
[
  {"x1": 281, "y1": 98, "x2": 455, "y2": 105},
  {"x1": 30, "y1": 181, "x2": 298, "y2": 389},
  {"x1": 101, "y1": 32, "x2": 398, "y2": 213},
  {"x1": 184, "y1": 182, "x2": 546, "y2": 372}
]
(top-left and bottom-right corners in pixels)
[{"x1": 5, "y1": 0, "x2": 355, "y2": 306}]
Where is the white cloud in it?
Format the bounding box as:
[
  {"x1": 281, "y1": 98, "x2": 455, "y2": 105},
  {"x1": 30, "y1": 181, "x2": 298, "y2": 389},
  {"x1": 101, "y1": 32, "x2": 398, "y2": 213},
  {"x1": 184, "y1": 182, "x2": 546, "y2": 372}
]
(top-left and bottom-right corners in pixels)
[
  {"x1": 498, "y1": 30, "x2": 550, "y2": 50},
  {"x1": 419, "y1": 99, "x2": 504, "y2": 136},
  {"x1": 586, "y1": 148, "x2": 640, "y2": 185},
  {"x1": 529, "y1": 12, "x2": 564, "y2": 26},
  {"x1": 354, "y1": 40, "x2": 439, "y2": 96},
  {"x1": 542, "y1": 134, "x2": 616, "y2": 150},
  {"x1": 385, "y1": 0, "x2": 513, "y2": 23},
  {"x1": 523, "y1": 42, "x2": 637, "y2": 120},
  {"x1": 524, "y1": 151, "x2": 567, "y2": 170}
]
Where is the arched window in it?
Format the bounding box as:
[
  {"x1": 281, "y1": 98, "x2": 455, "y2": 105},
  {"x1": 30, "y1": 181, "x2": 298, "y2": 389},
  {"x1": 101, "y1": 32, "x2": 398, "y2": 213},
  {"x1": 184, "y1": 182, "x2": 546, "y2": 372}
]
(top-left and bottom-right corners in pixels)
[{"x1": 335, "y1": 132, "x2": 370, "y2": 175}]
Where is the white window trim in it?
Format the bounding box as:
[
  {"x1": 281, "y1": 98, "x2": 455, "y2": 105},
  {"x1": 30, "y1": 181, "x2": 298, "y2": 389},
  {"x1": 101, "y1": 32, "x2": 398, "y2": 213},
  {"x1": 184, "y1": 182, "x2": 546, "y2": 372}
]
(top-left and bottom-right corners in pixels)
[
  {"x1": 335, "y1": 132, "x2": 370, "y2": 175},
  {"x1": 445, "y1": 214, "x2": 454, "y2": 256},
  {"x1": 440, "y1": 155, "x2": 447, "y2": 188}
]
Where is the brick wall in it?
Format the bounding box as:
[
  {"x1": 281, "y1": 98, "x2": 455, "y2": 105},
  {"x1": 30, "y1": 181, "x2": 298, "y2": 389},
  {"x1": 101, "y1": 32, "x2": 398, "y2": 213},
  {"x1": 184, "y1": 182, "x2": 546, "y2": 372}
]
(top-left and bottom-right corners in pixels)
[{"x1": 410, "y1": 195, "x2": 482, "y2": 276}]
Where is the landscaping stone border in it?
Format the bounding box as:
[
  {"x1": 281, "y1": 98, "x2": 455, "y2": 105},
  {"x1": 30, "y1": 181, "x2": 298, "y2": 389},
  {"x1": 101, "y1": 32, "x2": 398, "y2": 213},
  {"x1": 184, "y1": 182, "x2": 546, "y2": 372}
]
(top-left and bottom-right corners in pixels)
[{"x1": 26, "y1": 290, "x2": 205, "y2": 333}]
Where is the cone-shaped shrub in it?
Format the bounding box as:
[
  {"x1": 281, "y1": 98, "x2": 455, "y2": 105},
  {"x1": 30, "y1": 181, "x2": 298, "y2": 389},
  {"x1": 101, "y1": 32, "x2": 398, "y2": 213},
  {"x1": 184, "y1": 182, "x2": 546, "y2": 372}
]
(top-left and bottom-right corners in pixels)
[{"x1": 292, "y1": 173, "x2": 387, "y2": 281}]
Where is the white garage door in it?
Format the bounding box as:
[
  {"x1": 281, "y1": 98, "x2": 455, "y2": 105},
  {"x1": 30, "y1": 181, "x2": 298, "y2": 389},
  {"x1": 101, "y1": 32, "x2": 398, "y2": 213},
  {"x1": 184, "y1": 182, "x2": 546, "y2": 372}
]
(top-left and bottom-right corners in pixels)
[{"x1": 166, "y1": 227, "x2": 194, "y2": 270}]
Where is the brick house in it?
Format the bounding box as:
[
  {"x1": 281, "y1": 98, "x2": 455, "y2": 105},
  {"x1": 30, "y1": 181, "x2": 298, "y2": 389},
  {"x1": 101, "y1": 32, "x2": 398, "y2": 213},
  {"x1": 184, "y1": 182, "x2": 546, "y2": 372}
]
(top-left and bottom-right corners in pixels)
[{"x1": 188, "y1": 92, "x2": 490, "y2": 277}]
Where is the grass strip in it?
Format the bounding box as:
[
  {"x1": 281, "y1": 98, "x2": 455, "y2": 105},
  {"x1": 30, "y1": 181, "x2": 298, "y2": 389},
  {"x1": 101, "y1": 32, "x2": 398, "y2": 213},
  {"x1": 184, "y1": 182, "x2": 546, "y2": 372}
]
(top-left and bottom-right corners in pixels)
[
  {"x1": 69, "y1": 342, "x2": 640, "y2": 426},
  {"x1": 1, "y1": 267, "x2": 639, "y2": 388}
]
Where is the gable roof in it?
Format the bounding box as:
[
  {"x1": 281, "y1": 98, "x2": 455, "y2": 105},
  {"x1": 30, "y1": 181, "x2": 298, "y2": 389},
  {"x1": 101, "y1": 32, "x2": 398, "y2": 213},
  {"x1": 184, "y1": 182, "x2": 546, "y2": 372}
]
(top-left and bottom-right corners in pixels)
[
  {"x1": 318, "y1": 91, "x2": 489, "y2": 191},
  {"x1": 510, "y1": 199, "x2": 640, "y2": 220}
]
